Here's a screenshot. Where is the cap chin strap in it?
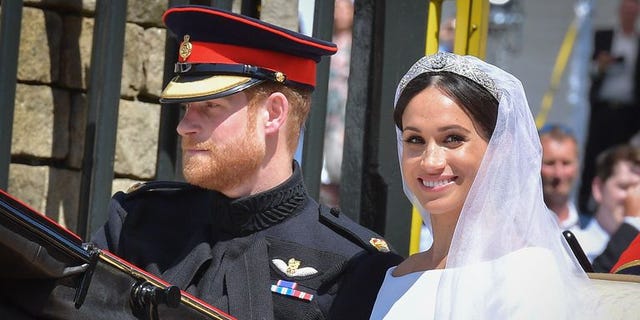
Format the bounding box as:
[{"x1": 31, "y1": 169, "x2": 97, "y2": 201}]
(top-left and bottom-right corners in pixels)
[{"x1": 173, "y1": 63, "x2": 312, "y2": 91}]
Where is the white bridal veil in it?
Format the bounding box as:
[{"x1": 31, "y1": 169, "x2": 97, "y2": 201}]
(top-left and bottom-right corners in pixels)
[{"x1": 393, "y1": 52, "x2": 631, "y2": 319}]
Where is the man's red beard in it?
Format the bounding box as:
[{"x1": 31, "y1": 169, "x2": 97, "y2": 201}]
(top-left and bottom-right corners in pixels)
[{"x1": 181, "y1": 117, "x2": 265, "y2": 194}]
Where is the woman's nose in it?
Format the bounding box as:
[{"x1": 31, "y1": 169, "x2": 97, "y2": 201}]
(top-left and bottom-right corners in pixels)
[{"x1": 420, "y1": 145, "x2": 446, "y2": 172}]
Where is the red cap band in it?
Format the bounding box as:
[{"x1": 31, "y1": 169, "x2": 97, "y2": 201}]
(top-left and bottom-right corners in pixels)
[{"x1": 181, "y1": 41, "x2": 317, "y2": 87}]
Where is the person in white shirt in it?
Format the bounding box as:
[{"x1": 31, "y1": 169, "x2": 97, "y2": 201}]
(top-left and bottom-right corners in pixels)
[{"x1": 539, "y1": 124, "x2": 589, "y2": 231}]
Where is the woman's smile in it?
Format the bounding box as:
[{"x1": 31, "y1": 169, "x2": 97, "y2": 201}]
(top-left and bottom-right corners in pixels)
[{"x1": 419, "y1": 177, "x2": 457, "y2": 189}]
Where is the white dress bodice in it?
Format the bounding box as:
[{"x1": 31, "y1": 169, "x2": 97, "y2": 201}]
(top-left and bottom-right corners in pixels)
[{"x1": 370, "y1": 267, "x2": 442, "y2": 320}]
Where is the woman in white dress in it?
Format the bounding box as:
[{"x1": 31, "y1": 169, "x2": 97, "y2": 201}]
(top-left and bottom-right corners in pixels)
[{"x1": 370, "y1": 52, "x2": 630, "y2": 319}]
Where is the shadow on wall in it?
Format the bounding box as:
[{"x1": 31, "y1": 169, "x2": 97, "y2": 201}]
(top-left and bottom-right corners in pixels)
[{"x1": 45, "y1": 0, "x2": 85, "y2": 233}]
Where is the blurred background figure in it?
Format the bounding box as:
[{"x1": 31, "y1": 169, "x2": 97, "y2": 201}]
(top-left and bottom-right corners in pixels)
[
  {"x1": 539, "y1": 124, "x2": 589, "y2": 231},
  {"x1": 610, "y1": 166, "x2": 640, "y2": 274},
  {"x1": 579, "y1": 0, "x2": 640, "y2": 214},
  {"x1": 576, "y1": 144, "x2": 640, "y2": 270},
  {"x1": 486, "y1": 0, "x2": 524, "y2": 69},
  {"x1": 321, "y1": 0, "x2": 354, "y2": 208},
  {"x1": 438, "y1": 16, "x2": 456, "y2": 53},
  {"x1": 631, "y1": 130, "x2": 640, "y2": 148}
]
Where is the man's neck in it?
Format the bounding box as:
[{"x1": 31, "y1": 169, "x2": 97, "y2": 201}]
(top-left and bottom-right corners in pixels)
[
  {"x1": 220, "y1": 159, "x2": 294, "y2": 198},
  {"x1": 548, "y1": 201, "x2": 571, "y2": 224},
  {"x1": 595, "y1": 208, "x2": 621, "y2": 235},
  {"x1": 620, "y1": 21, "x2": 637, "y2": 36}
]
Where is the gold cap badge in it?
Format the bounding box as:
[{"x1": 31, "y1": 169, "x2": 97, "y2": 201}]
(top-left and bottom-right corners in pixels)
[
  {"x1": 369, "y1": 238, "x2": 390, "y2": 252},
  {"x1": 274, "y1": 72, "x2": 286, "y2": 83},
  {"x1": 179, "y1": 35, "x2": 193, "y2": 61}
]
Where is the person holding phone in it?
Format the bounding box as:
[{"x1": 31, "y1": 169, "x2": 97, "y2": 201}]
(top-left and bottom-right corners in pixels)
[{"x1": 579, "y1": 0, "x2": 640, "y2": 214}]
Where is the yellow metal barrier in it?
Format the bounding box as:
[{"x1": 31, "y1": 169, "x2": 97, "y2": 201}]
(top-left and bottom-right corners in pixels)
[
  {"x1": 425, "y1": 0, "x2": 444, "y2": 55},
  {"x1": 454, "y1": 0, "x2": 490, "y2": 57},
  {"x1": 409, "y1": 0, "x2": 491, "y2": 256},
  {"x1": 535, "y1": 18, "x2": 578, "y2": 129}
]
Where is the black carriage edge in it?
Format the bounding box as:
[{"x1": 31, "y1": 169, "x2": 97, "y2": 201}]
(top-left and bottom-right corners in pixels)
[{"x1": 0, "y1": 188, "x2": 235, "y2": 320}]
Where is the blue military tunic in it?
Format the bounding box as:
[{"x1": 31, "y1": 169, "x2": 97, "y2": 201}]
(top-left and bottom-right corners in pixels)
[{"x1": 91, "y1": 162, "x2": 402, "y2": 319}]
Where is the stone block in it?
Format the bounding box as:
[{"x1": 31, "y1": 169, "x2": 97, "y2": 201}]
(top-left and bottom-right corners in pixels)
[
  {"x1": 12, "y1": 84, "x2": 70, "y2": 160},
  {"x1": 127, "y1": 0, "x2": 167, "y2": 27},
  {"x1": 121, "y1": 23, "x2": 145, "y2": 98},
  {"x1": 60, "y1": 18, "x2": 144, "y2": 96},
  {"x1": 81, "y1": 0, "x2": 96, "y2": 13},
  {"x1": 46, "y1": 168, "x2": 82, "y2": 232},
  {"x1": 23, "y1": 0, "x2": 96, "y2": 13},
  {"x1": 114, "y1": 99, "x2": 160, "y2": 179},
  {"x1": 261, "y1": 0, "x2": 299, "y2": 32},
  {"x1": 8, "y1": 164, "x2": 49, "y2": 216},
  {"x1": 141, "y1": 27, "x2": 166, "y2": 99},
  {"x1": 60, "y1": 15, "x2": 93, "y2": 90},
  {"x1": 17, "y1": 7, "x2": 62, "y2": 84},
  {"x1": 7, "y1": 164, "x2": 82, "y2": 232}
]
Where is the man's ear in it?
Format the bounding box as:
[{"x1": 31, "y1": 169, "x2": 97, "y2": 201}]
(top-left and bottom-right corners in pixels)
[
  {"x1": 263, "y1": 92, "x2": 288, "y2": 135},
  {"x1": 592, "y1": 177, "x2": 603, "y2": 203}
]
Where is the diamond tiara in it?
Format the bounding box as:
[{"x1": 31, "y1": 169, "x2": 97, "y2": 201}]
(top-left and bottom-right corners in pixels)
[{"x1": 397, "y1": 52, "x2": 500, "y2": 101}]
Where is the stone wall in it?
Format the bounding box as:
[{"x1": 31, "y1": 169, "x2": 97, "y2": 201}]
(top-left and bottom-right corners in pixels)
[{"x1": 5, "y1": 0, "x2": 298, "y2": 234}]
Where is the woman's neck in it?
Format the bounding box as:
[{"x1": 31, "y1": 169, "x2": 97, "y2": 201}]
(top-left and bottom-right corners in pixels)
[
  {"x1": 393, "y1": 214, "x2": 457, "y2": 276},
  {"x1": 430, "y1": 213, "x2": 457, "y2": 257}
]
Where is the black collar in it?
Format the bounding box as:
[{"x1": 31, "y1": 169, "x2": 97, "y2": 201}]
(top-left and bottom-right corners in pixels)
[{"x1": 215, "y1": 161, "x2": 308, "y2": 236}]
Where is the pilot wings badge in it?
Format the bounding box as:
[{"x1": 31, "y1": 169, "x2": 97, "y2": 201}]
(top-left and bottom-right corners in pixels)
[{"x1": 271, "y1": 258, "x2": 318, "y2": 277}]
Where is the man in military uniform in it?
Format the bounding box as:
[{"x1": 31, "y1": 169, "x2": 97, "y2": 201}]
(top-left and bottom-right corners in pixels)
[{"x1": 91, "y1": 5, "x2": 402, "y2": 320}]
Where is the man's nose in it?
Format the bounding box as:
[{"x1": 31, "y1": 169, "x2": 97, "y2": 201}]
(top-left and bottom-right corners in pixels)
[{"x1": 176, "y1": 108, "x2": 198, "y2": 136}]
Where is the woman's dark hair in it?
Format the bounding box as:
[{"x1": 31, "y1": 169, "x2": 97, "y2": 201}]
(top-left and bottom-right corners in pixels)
[{"x1": 394, "y1": 72, "x2": 499, "y2": 141}]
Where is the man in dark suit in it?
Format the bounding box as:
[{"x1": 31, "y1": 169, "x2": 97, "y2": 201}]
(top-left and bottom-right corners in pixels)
[
  {"x1": 90, "y1": 5, "x2": 402, "y2": 320},
  {"x1": 579, "y1": 0, "x2": 640, "y2": 214}
]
